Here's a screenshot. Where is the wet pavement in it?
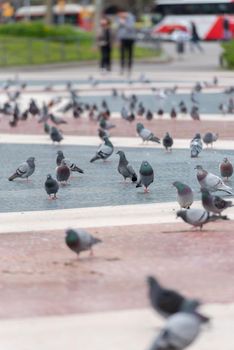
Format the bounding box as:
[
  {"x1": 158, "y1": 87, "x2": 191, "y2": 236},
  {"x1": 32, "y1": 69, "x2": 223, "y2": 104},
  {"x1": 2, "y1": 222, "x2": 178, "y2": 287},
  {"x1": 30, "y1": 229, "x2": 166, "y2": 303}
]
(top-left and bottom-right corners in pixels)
[{"x1": 1, "y1": 143, "x2": 233, "y2": 213}]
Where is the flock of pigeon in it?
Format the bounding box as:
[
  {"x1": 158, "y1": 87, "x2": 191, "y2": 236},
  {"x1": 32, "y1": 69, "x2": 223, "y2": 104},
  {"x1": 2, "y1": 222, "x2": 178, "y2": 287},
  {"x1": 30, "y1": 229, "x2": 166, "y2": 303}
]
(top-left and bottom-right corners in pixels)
[{"x1": 2, "y1": 76, "x2": 234, "y2": 350}]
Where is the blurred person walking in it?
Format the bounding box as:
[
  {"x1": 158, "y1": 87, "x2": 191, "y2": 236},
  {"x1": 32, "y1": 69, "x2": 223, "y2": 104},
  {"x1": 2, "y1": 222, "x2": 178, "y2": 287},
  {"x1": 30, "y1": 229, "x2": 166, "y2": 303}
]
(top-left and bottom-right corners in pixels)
[
  {"x1": 117, "y1": 10, "x2": 136, "y2": 77},
  {"x1": 97, "y1": 16, "x2": 112, "y2": 73},
  {"x1": 190, "y1": 21, "x2": 203, "y2": 52},
  {"x1": 223, "y1": 16, "x2": 231, "y2": 41}
]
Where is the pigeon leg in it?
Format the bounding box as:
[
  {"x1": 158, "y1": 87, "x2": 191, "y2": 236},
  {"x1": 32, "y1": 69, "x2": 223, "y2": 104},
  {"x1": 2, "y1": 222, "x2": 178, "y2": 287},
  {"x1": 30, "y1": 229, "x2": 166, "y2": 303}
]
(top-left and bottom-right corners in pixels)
[
  {"x1": 89, "y1": 248, "x2": 94, "y2": 257},
  {"x1": 144, "y1": 187, "x2": 149, "y2": 193},
  {"x1": 53, "y1": 194, "x2": 57, "y2": 200}
]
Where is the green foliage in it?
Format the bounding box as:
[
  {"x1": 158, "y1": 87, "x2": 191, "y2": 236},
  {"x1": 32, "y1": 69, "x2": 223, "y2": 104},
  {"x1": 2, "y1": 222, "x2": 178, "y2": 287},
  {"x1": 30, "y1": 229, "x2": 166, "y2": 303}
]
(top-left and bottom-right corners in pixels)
[
  {"x1": 0, "y1": 22, "x2": 93, "y2": 43},
  {"x1": 221, "y1": 41, "x2": 234, "y2": 68}
]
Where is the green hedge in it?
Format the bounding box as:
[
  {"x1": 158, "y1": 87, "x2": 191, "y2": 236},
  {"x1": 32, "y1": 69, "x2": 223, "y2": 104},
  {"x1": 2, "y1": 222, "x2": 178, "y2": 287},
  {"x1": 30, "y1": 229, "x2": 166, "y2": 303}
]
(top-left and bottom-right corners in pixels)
[
  {"x1": 221, "y1": 41, "x2": 234, "y2": 69},
  {"x1": 0, "y1": 22, "x2": 93, "y2": 43}
]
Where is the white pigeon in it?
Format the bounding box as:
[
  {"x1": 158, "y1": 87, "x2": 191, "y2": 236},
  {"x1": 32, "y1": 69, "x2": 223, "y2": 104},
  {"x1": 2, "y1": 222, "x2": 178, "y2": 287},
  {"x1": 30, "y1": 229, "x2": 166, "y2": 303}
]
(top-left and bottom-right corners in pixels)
[{"x1": 195, "y1": 165, "x2": 233, "y2": 195}]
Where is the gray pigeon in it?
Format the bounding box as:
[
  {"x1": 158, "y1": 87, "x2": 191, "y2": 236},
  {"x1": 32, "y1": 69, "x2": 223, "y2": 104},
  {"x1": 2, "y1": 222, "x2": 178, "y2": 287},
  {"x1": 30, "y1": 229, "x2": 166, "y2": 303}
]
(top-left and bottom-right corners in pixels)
[
  {"x1": 136, "y1": 123, "x2": 160, "y2": 144},
  {"x1": 65, "y1": 228, "x2": 102, "y2": 257},
  {"x1": 176, "y1": 208, "x2": 228, "y2": 229},
  {"x1": 220, "y1": 157, "x2": 233, "y2": 180},
  {"x1": 136, "y1": 161, "x2": 154, "y2": 192},
  {"x1": 90, "y1": 136, "x2": 114, "y2": 162},
  {"x1": 56, "y1": 159, "x2": 70, "y2": 184},
  {"x1": 173, "y1": 181, "x2": 194, "y2": 209},
  {"x1": 190, "y1": 133, "x2": 202, "y2": 158},
  {"x1": 202, "y1": 132, "x2": 218, "y2": 147},
  {"x1": 8, "y1": 157, "x2": 35, "y2": 181},
  {"x1": 117, "y1": 150, "x2": 137, "y2": 182},
  {"x1": 50, "y1": 126, "x2": 63, "y2": 143},
  {"x1": 49, "y1": 113, "x2": 67, "y2": 125},
  {"x1": 148, "y1": 312, "x2": 205, "y2": 350},
  {"x1": 56, "y1": 151, "x2": 84, "y2": 174},
  {"x1": 44, "y1": 174, "x2": 59, "y2": 199},
  {"x1": 195, "y1": 165, "x2": 233, "y2": 194},
  {"x1": 201, "y1": 188, "x2": 233, "y2": 215},
  {"x1": 147, "y1": 276, "x2": 201, "y2": 319},
  {"x1": 163, "y1": 132, "x2": 173, "y2": 152}
]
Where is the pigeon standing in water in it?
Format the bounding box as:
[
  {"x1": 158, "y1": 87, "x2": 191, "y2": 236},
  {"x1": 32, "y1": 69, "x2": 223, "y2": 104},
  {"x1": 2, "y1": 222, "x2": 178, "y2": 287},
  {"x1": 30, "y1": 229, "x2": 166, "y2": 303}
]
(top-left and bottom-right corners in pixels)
[
  {"x1": 136, "y1": 161, "x2": 154, "y2": 192},
  {"x1": 65, "y1": 228, "x2": 102, "y2": 257},
  {"x1": 190, "y1": 133, "x2": 202, "y2": 158},
  {"x1": 170, "y1": 107, "x2": 177, "y2": 119},
  {"x1": 117, "y1": 150, "x2": 137, "y2": 182},
  {"x1": 136, "y1": 123, "x2": 160, "y2": 144},
  {"x1": 56, "y1": 159, "x2": 70, "y2": 184},
  {"x1": 8, "y1": 157, "x2": 35, "y2": 181},
  {"x1": 176, "y1": 208, "x2": 228, "y2": 229},
  {"x1": 220, "y1": 157, "x2": 233, "y2": 180},
  {"x1": 90, "y1": 136, "x2": 114, "y2": 162},
  {"x1": 50, "y1": 126, "x2": 63, "y2": 143},
  {"x1": 195, "y1": 165, "x2": 233, "y2": 194},
  {"x1": 147, "y1": 312, "x2": 206, "y2": 350},
  {"x1": 173, "y1": 181, "x2": 194, "y2": 209},
  {"x1": 201, "y1": 188, "x2": 233, "y2": 215},
  {"x1": 202, "y1": 132, "x2": 218, "y2": 148},
  {"x1": 163, "y1": 132, "x2": 173, "y2": 152},
  {"x1": 44, "y1": 174, "x2": 59, "y2": 199},
  {"x1": 147, "y1": 276, "x2": 202, "y2": 319},
  {"x1": 56, "y1": 151, "x2": 84, "y2": 174}
]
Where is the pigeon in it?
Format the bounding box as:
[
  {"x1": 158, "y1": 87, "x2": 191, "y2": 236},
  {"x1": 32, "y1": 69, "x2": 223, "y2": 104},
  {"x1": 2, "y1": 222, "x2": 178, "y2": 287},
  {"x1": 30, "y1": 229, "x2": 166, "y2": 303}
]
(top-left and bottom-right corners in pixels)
[
  {"x1": 195, "y1": 165, "x2": 233, "y2": 194},
  {"x1": 50, "y1": 126, "x2": 63, "y2": 143},
  {"x1": 201, "y1": 188, "x2": 233, "y2": 215},
  {"x1": 147, "y1": 276, "x2": 201, "y2": 318},
  {"x1": 136, "y1": 161, "x2": 154, "y2": 192},
  {"x1": 136, "y1": 123, "x2": 160, "y2": 144},
  {"x1": 56, "y1": 151, "x2": 84, "y2": 174},
  {"x1": 179, "y1": 101, "x2": 187, "y2": 115},
  {"x1": 137, "y1": 102, "x2": 145, "y2": 116},
  {"x1": 65, "y1": 228, "x2": 102, "y2": 257},
  {"x1": 163, "y1": 132, "x2": 173, "y2": 152},
  {"x1": 49, "y1": 113, "x2": 67, "y2": 125},
  {"x1": 176, "y1": 208, "x2": 228, "y2": 229},
  {"x1": 173, "y1": 181, "x2": 194, "y2": 209},
  {"x1": 44, "y1": 174, "x2": 59, "y2": 199},
  {"x1": 56, "y1": 159, "x2": 70, "y2": 184},
  {"x1": 38, "y1": 103, "x2": 49, "y2": 123},
  {"x1": 148, "y1": 312, "x2": 206, "y2": 350},
  {"x1": 8, "y1": 157, "x2": 35, "y2": 181},
  {"x1": 190, "y1": 133, "x2": 202, "y2": 158},
  {"x1": 117, "y1": 150, "x2": 137, "y2": 182},
  {"x1": 228, "y1": 98, "x2": 234, "y2": 113},
  {"x1": 157, "y1": 108, "x2": 164, "y2": 116},
  {"x1": 190, "y1": 105, "x2": 200, "y2": 121},
  {"x1": 220, "y1": 157, "x2": 233, "y2": 180},
  {"x1": 170, "y1": 107, "x2": 177, "y2": 119},
  {"x1": 202, "y1": 132, "x2": 218, "y2": 147},
  {"x1": 90, "y1": 136, "x2": 114, "y2": 162},
  {"x1": 146, "y1": 110, "x2": 154, "y2": 120}
]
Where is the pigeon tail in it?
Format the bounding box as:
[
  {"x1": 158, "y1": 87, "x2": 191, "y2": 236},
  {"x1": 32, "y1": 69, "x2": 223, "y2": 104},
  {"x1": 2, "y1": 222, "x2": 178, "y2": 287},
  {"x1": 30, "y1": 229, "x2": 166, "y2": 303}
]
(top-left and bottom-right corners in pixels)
[
  {"x1": 72, "y1": 165, "x2": 84, "y2": 173},
  {"x1": 150, "y1": 136, "x2": 160, "y2": 144},
  {"x1": 193, "y1": 311, "x2": 211, "y2": 324},
  {"x1": 90, "y1": 155, "x2": 100, "y2": 163},
  {"x1": 136, "y1": 181, "x2": 142, "y2": 188},
  {"x1": 8, "y1": 173, "x2": 18, "y2": 181},
  {"x1": 209, "y1": 214, "x2": 229, "y2": 222},
  {"x1": 93, "y1": 237, "x2": 102, "y2": 245}
]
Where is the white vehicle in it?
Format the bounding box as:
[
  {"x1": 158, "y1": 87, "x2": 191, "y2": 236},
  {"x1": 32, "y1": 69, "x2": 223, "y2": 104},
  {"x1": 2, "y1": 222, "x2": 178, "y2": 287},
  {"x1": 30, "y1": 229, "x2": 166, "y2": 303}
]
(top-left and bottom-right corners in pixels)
[{"x1": 152, "y1": 0, "x2": 234, "y2": 40}]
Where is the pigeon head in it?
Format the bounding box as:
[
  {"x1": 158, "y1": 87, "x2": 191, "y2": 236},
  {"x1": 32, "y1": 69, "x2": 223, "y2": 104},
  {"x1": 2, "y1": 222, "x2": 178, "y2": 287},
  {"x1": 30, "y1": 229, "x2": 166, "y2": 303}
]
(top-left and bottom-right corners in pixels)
[
  {"x1": 61, "y1": 159, "x2": 68, "y2": 166},
  {"x1": 223, "y1": 157, "x2": 228, "y2": 163},
  {"x1": 47, "y1": 174, "x2": 52, "y2": 180},
  {"x1": 116, "y1": 150, "x2": 125, "y2": 158},
  {"x1": 140, "y1": 161, "x2": 153, "y2": 176},
  {"x1": 65, "y1": 229, "x2": 80, "y2": 249},
  {"x1": 147, "y1": 276, "x2": 159, "y2": 289},
  {"x1": 194, "y1": 165, "x2": 203, "y2": 171},
  {"x1": 172, "y1": 181, "x2": 186, "y2": 192},
  {"x1": 57, "y1": 150, "x2": 64, "y2": 156},
  {"x1": 176, "y1": 210, "x2": 187, "y2": 220},
  {"x1": 27, "y1": 157, "x2": 35, "y2": 166},
  {"x1": 194, "y1": 133, "x2": 201, "y2": 139},
  {"x1": 136, "y1": 123, "x2": 144, "y2": 132}
]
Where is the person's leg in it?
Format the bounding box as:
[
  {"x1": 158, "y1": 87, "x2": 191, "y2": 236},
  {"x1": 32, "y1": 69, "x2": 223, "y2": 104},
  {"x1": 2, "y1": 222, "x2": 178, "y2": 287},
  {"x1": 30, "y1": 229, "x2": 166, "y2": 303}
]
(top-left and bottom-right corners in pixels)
[
  {"x1": 107, "y1": 45, "x2": 111, "y2": 71},
  {"x1": 127, "y1": 39, "x2": 134, "y2": 73},
  {"x1": 120, "y1": 40, "x2": 125, "y2": 74},
  {"x1": 100, "y1": 46, "x2": 105, "y2": 70},
  {"x1": 102, "y1": 45, "x2": 109, "y2": 70},
  {"x1": 196, "y1": 40, "x2": 204, "y2": 52}
]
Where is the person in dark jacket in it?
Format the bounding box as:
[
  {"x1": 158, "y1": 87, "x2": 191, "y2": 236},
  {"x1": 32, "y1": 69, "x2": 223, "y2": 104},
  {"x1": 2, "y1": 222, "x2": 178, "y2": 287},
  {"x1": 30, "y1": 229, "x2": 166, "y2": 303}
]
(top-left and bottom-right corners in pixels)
[
  {"x1": 97, "y1": 17, "x2": 112, "y2": 73},
  {"x1": 190, "y1": 21, "x2": 203, "y2": 52},
  {"x1": 223, "y1": 16, "x2": 231, "y2": 41}
]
